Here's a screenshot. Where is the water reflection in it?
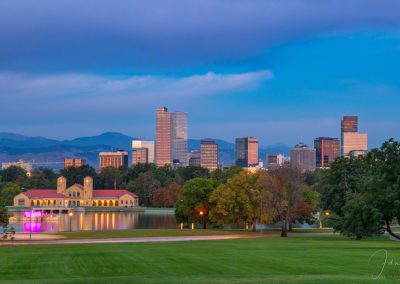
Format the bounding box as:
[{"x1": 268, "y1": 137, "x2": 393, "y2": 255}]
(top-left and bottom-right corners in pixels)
[{"x1": 9, "y1": 212, "x2": 177, "y2": 233}]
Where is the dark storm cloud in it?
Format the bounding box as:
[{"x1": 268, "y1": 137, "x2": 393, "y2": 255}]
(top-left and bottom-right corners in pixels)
[{"x1": 1, "y1": 0, "x2": 400, "y2": 72}]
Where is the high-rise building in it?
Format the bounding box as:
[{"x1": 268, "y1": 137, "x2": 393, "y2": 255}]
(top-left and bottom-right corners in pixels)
[
  {"x1": 155, "y1": 107, "x2": 188, "y2": 167},
  {"x1": 170, "y1": 112, "x2": 188, "y2": 166},
  {"x1": 188, "y1": 150, "x2": 201, "y2": 167},
  {"x1": 132, "y1": 140, "x2": 155, "y2": 164},
  {"x1": 235, "y1": 137, "x2": 259, "y2": 167},
  {"x1": 200, "y1": 140, "x2": 218, "y2": 171},
  {"x1": 340, "y1": 115, "x2": 368, "y2": 157},
  {"x1": 156, "y1": 107, "x2": 171, "y2": 166},
  {"x1": 314, "y1": 137, "x2": 340, "y2": 168},
  {"x1": 132, "y1": 148, "x2": 148, "y2": 165},
  {"x1": 290, "y1": 142, "x2": 316, "y2": 172},
  {"x1": 64, "y1": 158, "x2": 86, "y2": 169},
  {"x1": 99, "y1": 150, "x2": 128, "y2": 172},
  {"x1": 342, "y1": 132, "x2": 368, "y2": 157},
  {"x1": 266, "y1": 154, "x2": 285, "y2": 170}
]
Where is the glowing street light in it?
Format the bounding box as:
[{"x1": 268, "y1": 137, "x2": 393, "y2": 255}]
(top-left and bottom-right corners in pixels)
[
  {"x1": 199, "y1": 210, "x2": 205, "y2": 229},
  {"x1": 69, "y1": 212, "x2": 73, "y2": 232}
]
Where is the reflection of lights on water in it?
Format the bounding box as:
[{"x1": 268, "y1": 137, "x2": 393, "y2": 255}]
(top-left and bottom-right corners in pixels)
[{"x1": 24, "y1": 211, "x2": 43, "y2": 218}]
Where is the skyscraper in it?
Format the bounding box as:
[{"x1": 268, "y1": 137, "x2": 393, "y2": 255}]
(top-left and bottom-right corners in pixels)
[
  {"x1": 170, "y1": 112, "x2": 188, "y2": 166},
  {"x1": 200, "y1": 140, "x2": 218, "y2": 171},
  {"x1": 266, "y1": 154, "x2": 285, "y2": 170},
  {"x1": 340, "y1": 115, "x2": 368, "y2": 157},
  {"x1": 156, "y1": 107, "x2": 171, "y2": 166},
  {"x1": 235, "y1": 137, "x2": 259, "y2": 167},
  {"x1": 314, "y1": 137, "x2": 340, "y2": 168},
  {"x1": 99, "y1": 150, "x2": 128, "y2": 172},
  {"x1": 155, "y1": 107, "x2": 188, "y2": 167},
  {"x1": 132, "y1": 148, "x2": 148, "y2": 165},
  {"x1": 132, "y1": 140, "x2": 155, "y2": 164},
  {"x1": 290, "y1": 142, "x2": 316, "y2": 172}
]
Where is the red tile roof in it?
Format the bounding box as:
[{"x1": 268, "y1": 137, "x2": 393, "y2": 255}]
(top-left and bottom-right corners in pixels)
[
  {"x1": 93, "y1": 190, "x2": 137, "y2": 198},
  {"x1": 22, "y1": 189, "x2": 137, "y2": 199},
  {"x1": 23, "y1": 190, "x2": 68, "y2": 199}
]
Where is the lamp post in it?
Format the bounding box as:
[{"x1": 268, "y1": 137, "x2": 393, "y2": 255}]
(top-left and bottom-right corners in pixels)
[
  {"x1": 199, "y1": 210, "x2": 205, "y2": 229},
  {"x1": 69, "y1": 212, "x2": 73, "y2": 232}
]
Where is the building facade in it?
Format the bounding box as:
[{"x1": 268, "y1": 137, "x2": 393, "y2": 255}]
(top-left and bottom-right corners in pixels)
[
  {"x1": 200, "y1": 140, "x2": 218, "y2": 171},
  {"x1": 342, "y1": 132, "x2": 368, "y2": 157},
  {"x1": 235, "y1": 137, "x2": 259, "y2": 167},
  {"x1": 155, "y1": 107, "x2": 188, "y2": 167},
  {"x1": 266, "y1": 154, "x2": 285, "y2": 170},
  {"x1": 170, "y1": 112, "x2": 188, "y2": 166},
  {"x1": 132, "y1": 148, "x2": 148, "y2": 165},
  {"x1": 314, "y1": 137, "x2": 340, "y2": 168},
  {"x1": 64, "y1": 158, "x2": 86, "y2": 169},
  {"x1": 188, "y1": 150, "x2": 201, "y2": 167},
  {"x1": 156, "y1": 107, "x2": 172, "y2": 166},
  {"x1": 1, "y1": 160, "x2": 33, "y2": 172},
  {"x1": 99, "y1": 150, "x2": 128, "y2": 172},
  {"x1": 13, "y1": 176, "x2": 138, "y2": 207},
  {"x1": 290, "y1": 142, "x2": 316, "y2": 172},
  {"x1": 132, "y1": 140, "x2": 155, "y2": 164}
]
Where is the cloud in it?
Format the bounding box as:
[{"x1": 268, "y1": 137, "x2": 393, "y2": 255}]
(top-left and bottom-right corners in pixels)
[
  {"x1": 1, "y1": 0, "x2": 400, "y2": 72},
  {"x1": 0, "y1": 70, "x2": 272, "y2": 119}
]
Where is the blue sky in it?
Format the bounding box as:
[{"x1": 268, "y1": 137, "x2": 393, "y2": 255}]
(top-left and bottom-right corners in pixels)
[{"x1": 0, "y1": 0, "x2": 400, "y2": 148}]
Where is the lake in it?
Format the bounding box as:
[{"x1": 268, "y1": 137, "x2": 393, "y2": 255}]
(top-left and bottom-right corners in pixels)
[{"x1": 8, "y1": 211, "x2": 178, "y2": 233}]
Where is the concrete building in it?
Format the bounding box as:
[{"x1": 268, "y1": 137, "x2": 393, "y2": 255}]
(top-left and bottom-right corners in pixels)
[
  {"x1": 155, "y1": 107, "x2": 188, "y2": 166},
  {"x1": 235, "y1": 137, "x2": 259, "y2": 167},
  {"x1": 1, "y1": 160, "x2": 32, "y2": 172},
  {"x1": 156, "y1": 107, "x2": 171, "y2": 166},
  {"x1": 188, "y1": 150, "x2": 201, "y2": 167},
  {"x1": 132, "y1": 140, "x2": 155, "y2": 164},
  {"x1": 170, "y1": 112, "x2": 188, "y2": 166},
  {"x1": 266, "y1": 154, "x2": 285, "y2": 170},
  {"x1": 64, "y1": 158, "x2": 86, "y2": 169},
  {"x1": 290, "y1": 142, "x2": 316, "y2": 172},
  {"x1": 99, "y1": 150, "x2": 128, "y2": 172},
  {"x1": 342, "y1": 132, "x2": 368, "y2": 157},
  {"x1": 132, "y1": 148, "x2": 148, "y2": 165},
  {"x1": 13, "y1": 176, "x2": 138, "y2": 207},
  {"x1": 314, "y1": 137, "x2": 340, "y2": 168},
  {"x1": 200, "y1": 140, "x2": 218, "y2": 171}
]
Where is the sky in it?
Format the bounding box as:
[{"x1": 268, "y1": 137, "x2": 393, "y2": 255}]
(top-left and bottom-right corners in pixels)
[{"x1": 1, "y1": 0, "x2": 400, "y2": 148}]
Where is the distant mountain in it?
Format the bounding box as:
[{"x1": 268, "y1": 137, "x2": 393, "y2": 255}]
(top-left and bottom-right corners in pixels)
[{"x1": 0, "y1": 132, "x2": 290, "y2": 169}]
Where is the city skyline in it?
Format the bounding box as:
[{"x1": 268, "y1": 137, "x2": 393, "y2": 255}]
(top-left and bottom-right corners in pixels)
[{"x1": 0, "y1": 1, "x2": 399, "y2": 148}]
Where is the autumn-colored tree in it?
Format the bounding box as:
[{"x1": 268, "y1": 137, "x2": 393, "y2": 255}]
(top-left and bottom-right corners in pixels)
[{"x1": 153, "y1": 181, "x2": 182, "y2": 207}]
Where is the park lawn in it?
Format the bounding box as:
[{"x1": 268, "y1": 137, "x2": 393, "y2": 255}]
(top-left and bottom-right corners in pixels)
[
  {"x1": 54, "y1": 229, "x2": 259, "y2": 239},
  {"x1": 1, "y1": 235, "x2": 400, "y2": 283}
]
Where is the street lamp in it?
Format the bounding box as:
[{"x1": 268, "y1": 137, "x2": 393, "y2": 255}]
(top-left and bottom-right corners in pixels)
[
  {"x1": 199, "y1": 211, "x2": 205, "y2": 229},
  {"x1": 68, "y1": 212, "x2": 73, "y2": 232}
]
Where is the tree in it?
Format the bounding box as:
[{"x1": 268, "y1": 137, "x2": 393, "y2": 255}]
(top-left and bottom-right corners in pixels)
[
  {"x1": 153, "y1": 181, "x2": 182, "y2": 207},
  {"x1": 209, "y1": 171, "x2": 265, "y2": 231},
  {"x1": 1, "y1": 166, "x2": 27, "y2": 184},
  {"x1": 175, "y1": 178, "x2": 215, "y2": 228},
  {"x1": 0, "y1": 182, "x2": 21, "y2": 206},
  {"x1": 211, "y1": 166, "x2": 243, "y2": 185},
  {"x1": 177, "y1": 166, "x2": 210, "y2": 182},
  {"x1": 60, "y1": 165, "x2": 97, "y2": 187},
  {"x1": 366, "y1": 139, "x2": 400, "y2": 240},
  {"x1": 130, "y1": 170, "x2": 160, "y2": 206},
  {"x1": 259, "y1": 167, "x2": 306, "y2": 237},
  {"x1": 152, "y1": 166, "x2": 177, "y2": 187}
]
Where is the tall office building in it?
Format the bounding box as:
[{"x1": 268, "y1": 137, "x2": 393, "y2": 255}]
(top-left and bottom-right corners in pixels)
[
  {"x1": 99, "y1": 150, "x2": 128, "y2": 172},
  {"x1": 235, "y1": 137, "x2": 259, "y2": 167},
  {"x1": 132, "y1": 148, "x2": 148, "y2": 165},
  {"x1": 156, "y1": 107, "x2": 171, "y2": 166},
  {"x1": 132, "y1": 140, "x2": 155, "y2": 164},
  {"x1": 188, "y1": 150, "x2": 201, "y2": 167},
  {"x1": 340, "y1": 115, "x2": 368, "y2": 157},
  {"x1": 290, "y1": 142, "x2": 316, "y2": 172},
  {"x1": 314, "y1": 137, "x2": 340, "y2": 168},
  {"x1": 200, "y1": 140, "x2": 218, "y2": 171},
  {"x1": 64, "y1": 158, "x2": 86, "y2": 169},
  {"x1": 170, "y1": 112, "x2": 188, "y2": 166},
  {"x1": 342, "y1": 132, "x2": 368, "y2": 157},
  {"x1": 266, "y1": 154, "x2": 285, "y2": 170}
]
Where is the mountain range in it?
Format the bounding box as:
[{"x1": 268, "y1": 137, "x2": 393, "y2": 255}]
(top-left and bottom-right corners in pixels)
[{"x1": 0, "y1": 132, "x2": 290, "y2": 169}]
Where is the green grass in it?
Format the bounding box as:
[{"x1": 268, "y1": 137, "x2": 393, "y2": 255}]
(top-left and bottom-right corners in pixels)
[
  {"x1": 1, "y1": 235, "x2": 400, "y2": 283},
  {"x1": 55, "y1": 229, "x2": 255, "y2": 239}
]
